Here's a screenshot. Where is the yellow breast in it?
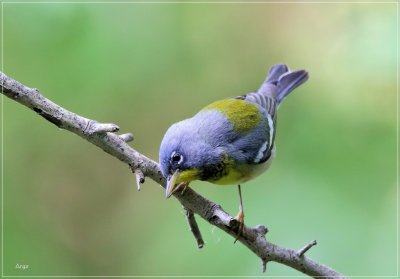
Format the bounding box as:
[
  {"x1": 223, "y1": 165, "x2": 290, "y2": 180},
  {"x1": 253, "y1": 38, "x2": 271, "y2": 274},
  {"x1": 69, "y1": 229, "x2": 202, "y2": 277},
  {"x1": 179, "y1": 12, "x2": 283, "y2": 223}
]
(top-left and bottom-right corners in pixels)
[
  {"x1": 209, "y1": 147, "x2": 276, "y2": 186},
  {"x1": 211, "y1": 168, "x2": 245, "y2": 185}
]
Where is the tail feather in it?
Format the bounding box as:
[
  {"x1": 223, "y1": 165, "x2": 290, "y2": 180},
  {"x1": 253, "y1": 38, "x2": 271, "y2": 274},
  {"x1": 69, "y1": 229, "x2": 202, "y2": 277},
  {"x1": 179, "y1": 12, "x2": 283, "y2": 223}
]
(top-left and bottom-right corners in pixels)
[
  {"x1": 276, "y1": 69, "x2": 309, "y2": 103},
  {"x1": 266, "y1": 64, "x2": 288, "y2": 84},
  {"x1": 258, "y1": 64, "x2": 309, "y2": 104}
]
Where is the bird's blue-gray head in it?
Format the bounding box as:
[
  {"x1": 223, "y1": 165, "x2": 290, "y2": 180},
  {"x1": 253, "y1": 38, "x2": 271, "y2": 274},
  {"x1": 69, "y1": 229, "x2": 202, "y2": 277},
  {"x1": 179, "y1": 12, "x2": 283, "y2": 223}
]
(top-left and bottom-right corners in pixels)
[{"x1": 159, "y1": 112, "x2": 230, "y2": 198}]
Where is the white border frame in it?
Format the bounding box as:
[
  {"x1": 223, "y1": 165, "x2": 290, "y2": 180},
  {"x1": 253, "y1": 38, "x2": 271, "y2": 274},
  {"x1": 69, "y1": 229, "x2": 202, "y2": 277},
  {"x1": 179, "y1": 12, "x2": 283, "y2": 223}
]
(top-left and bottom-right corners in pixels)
[{"x1": 1, "y1": 1, "x2": 398, "y2": 278}]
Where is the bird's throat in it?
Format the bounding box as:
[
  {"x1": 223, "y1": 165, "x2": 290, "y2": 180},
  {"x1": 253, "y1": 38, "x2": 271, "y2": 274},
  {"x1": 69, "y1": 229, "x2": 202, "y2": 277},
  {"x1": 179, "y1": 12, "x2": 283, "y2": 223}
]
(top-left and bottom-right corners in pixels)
[{"x1": 176, "y1": 169, "x2": 200, "y2": 184}]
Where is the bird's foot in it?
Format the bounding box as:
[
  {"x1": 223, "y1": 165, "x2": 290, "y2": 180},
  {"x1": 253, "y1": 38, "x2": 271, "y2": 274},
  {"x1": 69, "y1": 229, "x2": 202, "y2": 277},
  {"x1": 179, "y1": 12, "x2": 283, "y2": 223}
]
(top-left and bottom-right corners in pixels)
[{"x1": 233, "y1": 209, "x2": 244, "y2": 243}]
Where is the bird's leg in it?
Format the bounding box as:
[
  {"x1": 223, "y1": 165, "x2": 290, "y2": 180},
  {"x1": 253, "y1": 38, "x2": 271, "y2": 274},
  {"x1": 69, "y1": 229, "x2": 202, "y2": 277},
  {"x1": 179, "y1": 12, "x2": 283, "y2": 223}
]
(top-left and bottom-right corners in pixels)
[{"x1": 234, "y1": 184, "x2": 245, "y2": 243}]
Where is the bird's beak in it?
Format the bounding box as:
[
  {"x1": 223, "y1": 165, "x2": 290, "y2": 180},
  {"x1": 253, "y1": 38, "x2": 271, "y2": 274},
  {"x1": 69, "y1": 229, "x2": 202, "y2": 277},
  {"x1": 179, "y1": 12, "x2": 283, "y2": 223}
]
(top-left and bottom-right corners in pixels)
[
  {"x1": 165, "y1": 169, "x2": 199, "y2": 198},
  {"x1": 165, "y1": 170, "x2": 181, "y2": 198}
]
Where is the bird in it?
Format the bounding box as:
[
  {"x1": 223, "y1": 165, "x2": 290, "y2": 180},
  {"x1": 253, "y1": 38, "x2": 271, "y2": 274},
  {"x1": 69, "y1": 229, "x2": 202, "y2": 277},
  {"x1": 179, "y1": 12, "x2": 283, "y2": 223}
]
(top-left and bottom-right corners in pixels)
[{"x1": 159, "y1": 64, "x2": 309, "y2": 239}]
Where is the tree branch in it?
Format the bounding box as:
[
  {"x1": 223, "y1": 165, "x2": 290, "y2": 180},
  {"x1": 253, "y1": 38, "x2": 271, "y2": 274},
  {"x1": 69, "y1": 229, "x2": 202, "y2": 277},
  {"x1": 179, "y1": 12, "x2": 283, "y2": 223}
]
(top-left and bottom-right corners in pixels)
[
  {"x1": 1, "y1": 72, "x2": 348, "y2": 278},
  {"x1": 184, "y1": 207, "x2": 205, "y2": 249}
]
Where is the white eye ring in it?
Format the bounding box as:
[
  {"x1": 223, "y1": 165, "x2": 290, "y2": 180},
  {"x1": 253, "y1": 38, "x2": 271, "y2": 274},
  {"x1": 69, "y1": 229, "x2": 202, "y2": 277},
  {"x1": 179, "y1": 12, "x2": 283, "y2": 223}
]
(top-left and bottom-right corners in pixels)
[{"x1": 171, "y1": 151, "x2": 183, "y2": 164}]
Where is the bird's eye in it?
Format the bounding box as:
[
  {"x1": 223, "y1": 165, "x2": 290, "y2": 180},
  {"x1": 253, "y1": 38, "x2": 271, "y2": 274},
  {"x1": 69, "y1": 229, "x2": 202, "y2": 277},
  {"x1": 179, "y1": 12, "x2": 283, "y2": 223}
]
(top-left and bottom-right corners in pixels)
[{"x1": 171, "y1": 152, "x2": 183, "y2": 164}]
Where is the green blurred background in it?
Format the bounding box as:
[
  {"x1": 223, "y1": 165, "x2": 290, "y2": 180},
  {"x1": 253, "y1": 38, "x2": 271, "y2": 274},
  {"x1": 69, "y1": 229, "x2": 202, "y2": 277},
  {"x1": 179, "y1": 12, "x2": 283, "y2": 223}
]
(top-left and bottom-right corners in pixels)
[{"x1": 1, "y1": 2, "x2": 397, "y2": 277}]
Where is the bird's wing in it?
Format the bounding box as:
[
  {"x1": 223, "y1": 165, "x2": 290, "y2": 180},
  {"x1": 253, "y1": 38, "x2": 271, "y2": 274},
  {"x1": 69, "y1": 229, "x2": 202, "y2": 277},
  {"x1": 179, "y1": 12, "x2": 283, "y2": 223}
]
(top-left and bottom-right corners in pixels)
[
  {"x1": 235, "y1": 92, "x2": 277, "y2": 164},
  {"x1": 200, "y1": 98, "x2": 272, "y2": 165}
]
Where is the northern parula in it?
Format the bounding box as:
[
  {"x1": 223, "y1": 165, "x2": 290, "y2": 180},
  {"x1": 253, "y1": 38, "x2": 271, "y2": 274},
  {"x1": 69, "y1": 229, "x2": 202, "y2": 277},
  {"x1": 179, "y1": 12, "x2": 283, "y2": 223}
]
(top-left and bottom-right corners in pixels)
[{"x1": 159, "y1": 64, "x2": 308, "y2": 236}]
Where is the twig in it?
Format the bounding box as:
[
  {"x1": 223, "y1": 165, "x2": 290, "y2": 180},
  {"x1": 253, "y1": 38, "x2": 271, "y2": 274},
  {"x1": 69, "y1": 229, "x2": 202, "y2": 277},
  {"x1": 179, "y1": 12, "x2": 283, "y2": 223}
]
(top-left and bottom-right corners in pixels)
[
  {"x1": 1, "y1": 71, "x2": 348, "y2": 279},
  {"x1": 262, "y1": 258, "x2": 268, "y2": 273},
  {"x1": 185, "y1": 208, "x2": 205, "y2": 249},
  {"x1": 120, "y1": 133, "x2": 134, "y2": 142},
  {"x1": 89, "y1": 122, "x2": 120, "y2": 134},
  {"x1": 298, "y1": 240, "x2": 318, "y2": 257},
  {"x1": 133, "y1": 169, "x2": 145, "y2": 191}
]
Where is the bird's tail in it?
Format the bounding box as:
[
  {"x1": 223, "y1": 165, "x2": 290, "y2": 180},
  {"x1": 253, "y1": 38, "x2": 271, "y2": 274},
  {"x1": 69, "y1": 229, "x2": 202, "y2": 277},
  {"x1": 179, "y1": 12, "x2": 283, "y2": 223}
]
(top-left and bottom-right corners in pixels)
[{"x1": 258, "y1": 64, "x2": 309, "y2": 104}]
